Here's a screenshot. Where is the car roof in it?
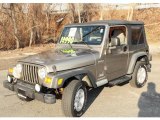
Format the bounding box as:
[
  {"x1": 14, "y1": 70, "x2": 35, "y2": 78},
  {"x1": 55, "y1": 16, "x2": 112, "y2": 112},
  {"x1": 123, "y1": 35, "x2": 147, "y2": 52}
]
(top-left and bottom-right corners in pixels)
[{"x1": 66, "y1": 20, "x2": 144, "y2": 26}]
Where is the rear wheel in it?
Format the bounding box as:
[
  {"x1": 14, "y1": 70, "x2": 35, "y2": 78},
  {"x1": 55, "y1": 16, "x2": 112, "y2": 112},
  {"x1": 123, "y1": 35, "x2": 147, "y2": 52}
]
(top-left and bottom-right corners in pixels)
[
  {"x1": 62, "y1": 80, "x2": 87, "y2": 117},
  {"x1": 130, "y1": 61, "x2": 148, "y2": 88}
]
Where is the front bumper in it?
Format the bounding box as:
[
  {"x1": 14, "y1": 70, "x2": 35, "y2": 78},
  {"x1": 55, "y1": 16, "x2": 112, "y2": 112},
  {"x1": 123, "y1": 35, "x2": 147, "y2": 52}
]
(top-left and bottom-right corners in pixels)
[{"x1": 3, "y1": 80, "x2": 56, "y2": 104}]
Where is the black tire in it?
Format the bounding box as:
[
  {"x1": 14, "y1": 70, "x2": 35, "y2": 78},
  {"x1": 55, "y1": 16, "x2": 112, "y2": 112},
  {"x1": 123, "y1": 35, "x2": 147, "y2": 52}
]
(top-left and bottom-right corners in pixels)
[
  {"x1": 130, "y1": 61, "x2": 148, "y2": 88},
  {"x1": 62, "y1": 80, "x2": 87, "y2": 117}
]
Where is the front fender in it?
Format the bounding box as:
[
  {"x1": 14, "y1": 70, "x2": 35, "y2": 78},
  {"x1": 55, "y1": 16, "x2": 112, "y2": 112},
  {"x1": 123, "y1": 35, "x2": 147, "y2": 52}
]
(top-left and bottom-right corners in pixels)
[
  {"x1": 57, "y1": 69, "x2": 97, "y2": 88},
  {"x1": 44, "y1": 67, "x2": 97, "y2": 89}
]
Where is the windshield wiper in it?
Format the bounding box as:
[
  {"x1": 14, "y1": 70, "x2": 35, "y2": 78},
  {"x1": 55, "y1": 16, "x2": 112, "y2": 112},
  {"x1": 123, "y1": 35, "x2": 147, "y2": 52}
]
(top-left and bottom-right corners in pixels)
[
  {"x1": 80, "y1": 27, "x2": 101, "y2": 50},
  {"x1": 82, "y1": 26, "x2": 100, "y2": 38}
]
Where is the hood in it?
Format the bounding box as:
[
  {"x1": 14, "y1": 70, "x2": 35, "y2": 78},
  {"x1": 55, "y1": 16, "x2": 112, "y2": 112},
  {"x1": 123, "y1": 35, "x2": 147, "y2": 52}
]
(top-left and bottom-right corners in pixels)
[{"x1": 19, "y1": 47, "x2": 99, "y2": 72}]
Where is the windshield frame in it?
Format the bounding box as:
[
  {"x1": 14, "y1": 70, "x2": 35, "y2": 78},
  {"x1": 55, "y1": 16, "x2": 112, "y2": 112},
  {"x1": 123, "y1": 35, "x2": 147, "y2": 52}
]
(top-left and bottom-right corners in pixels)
[
  {"x1": 58, "y1": 25, "x2": 106, "y2": 46},
  {"x1": 56, "y1": 24, "x2": 109, "y2": 59}
]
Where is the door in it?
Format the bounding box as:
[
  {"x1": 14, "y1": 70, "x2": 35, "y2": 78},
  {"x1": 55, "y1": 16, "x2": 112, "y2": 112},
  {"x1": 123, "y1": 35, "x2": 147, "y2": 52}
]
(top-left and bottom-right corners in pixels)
[{"x1": 106, "y1": 26, "x2": 129, "y2": 81}]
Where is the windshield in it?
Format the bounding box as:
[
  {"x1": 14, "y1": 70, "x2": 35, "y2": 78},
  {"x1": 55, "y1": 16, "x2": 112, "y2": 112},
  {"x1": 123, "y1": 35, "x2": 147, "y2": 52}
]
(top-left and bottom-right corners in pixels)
[{"x1": 59, "y1": 26, "x2": 105, "y2": 45}]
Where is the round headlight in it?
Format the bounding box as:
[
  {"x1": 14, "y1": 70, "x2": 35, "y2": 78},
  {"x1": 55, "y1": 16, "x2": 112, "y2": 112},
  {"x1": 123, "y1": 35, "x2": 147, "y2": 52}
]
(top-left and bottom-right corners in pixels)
[
  {"x1": 16, "y1": 64, "x2": 22, "y2": 73},
  {"x1": 38, "y1": 67, "x2": 47, "y2": 79},
  {"x1": 35, "y1": 84, "x2": 41, "y2": 92},
  {"x1": 13, "y1": 64, "x2": 22, "y2": 79}
]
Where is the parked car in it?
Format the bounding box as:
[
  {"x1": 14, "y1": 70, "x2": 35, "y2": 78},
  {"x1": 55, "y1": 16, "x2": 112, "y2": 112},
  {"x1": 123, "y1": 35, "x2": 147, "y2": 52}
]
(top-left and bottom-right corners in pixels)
[{"x1": 3, "y1": 20, "x2": 152, "y2": 117}]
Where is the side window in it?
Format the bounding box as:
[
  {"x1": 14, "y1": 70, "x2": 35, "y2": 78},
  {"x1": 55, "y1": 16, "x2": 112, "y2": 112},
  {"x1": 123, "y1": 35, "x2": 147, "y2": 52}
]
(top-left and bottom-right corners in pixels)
[
  {"x1": 131, "y1": 26, "x2": 144, "y2": 45},
  {"x1": 109, "y1": 26, "x2": 127, "y2": 45}
]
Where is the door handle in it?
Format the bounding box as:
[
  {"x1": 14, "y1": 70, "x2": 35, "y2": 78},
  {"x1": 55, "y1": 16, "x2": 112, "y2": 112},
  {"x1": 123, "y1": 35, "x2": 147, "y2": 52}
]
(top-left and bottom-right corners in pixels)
[{"x1": 122, "y1": 45, "x2": 127, "y2": 52}]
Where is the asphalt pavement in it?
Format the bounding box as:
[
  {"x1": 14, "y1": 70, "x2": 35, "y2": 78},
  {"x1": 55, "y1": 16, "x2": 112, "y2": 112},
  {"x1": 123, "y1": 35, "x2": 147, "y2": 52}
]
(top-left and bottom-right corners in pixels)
[{"x1": 0, "y1": 54, "x2": 160, "y2": 117}]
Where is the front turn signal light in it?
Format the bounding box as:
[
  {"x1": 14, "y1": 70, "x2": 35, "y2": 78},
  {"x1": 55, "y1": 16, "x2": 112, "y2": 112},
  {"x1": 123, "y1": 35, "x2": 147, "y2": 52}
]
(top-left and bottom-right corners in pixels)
[
  {"x1": 57, "y1": 78, "x2": 63, "y2": 86},
  {"x1": 44, "y1": 76, "x2": 52, "y2": 84},
  {"x1": 8, "y1": 68, "x2": 13, "y2": 74}
]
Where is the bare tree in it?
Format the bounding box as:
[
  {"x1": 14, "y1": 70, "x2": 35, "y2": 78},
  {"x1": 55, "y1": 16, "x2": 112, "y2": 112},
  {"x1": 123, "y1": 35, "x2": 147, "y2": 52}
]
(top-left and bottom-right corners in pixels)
[
  {"x1": 1, "y1": 3, "x2": 21, "y2": 49},
  {"x1": 43, "y1": 4, "x2": 53, "y2": 33},
  {"x1": 127, "y1": 3, "x2": 137, "y2": 21},
  {"x1": 10, "y1": 4, "x2": 21, "y2": 49},
  {"x1": 28, "y1": 4, "x2": 42, "y2": 47},
  {"x1": 99, "y1": 3, "x2": 104, "y2": 20},
  {"x1": 82, "y1": 4, "x2": 100, "y2": 22},
  {"x1": 77, "y1": 3, "x2": 81, "y2": 23},
  {"x1": 68, "y1": 3, "x2": 77, "y2": 23}
]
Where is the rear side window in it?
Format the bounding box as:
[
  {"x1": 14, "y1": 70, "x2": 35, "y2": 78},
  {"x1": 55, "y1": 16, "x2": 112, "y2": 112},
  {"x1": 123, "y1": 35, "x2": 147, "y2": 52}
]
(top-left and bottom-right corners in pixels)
[{"x1": 131, "y1": 26, "x2": 144, "y2": 45}]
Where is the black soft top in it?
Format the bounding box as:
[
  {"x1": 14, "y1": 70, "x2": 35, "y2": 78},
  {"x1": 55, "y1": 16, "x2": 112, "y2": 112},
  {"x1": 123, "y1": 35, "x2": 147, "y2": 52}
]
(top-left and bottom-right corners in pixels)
[{"x1": 66, "y1": 20, "x2": 144, "y2": 26}]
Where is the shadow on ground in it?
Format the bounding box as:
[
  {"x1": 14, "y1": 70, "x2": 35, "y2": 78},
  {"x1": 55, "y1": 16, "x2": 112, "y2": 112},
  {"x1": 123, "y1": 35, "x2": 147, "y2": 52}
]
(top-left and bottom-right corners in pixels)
[
  {"x1": 85, "y1": 86, "x2": 104, "y2": 112},
  {"x1": 84, "y1": 82, "x2": 129, "y2": 115},
  {"x1": 138, "y1": 82, "x2": 160, "y2": 117}
]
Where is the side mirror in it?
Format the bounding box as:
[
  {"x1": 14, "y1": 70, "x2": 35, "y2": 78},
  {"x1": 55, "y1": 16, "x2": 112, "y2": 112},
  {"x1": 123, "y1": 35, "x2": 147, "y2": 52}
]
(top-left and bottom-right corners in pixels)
[{"x1": 110, "y1": 37, "x2": 120, "y2": 47}]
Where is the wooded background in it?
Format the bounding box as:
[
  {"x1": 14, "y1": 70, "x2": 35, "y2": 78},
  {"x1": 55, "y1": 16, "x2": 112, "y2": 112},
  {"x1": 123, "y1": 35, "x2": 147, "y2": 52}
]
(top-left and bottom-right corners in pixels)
[{"x1": 0, "y1": 3, "x2": 159, "y2": 50}]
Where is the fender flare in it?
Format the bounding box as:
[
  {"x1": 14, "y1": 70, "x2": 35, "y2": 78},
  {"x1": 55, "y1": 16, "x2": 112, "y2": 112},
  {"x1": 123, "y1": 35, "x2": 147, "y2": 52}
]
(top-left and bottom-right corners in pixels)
[
  {"x1": 127, "y1": 52, "x2": 147, "y2": 74},
  {"x1": 55, "y1": 69, "x2": 97, "y2": 88}
]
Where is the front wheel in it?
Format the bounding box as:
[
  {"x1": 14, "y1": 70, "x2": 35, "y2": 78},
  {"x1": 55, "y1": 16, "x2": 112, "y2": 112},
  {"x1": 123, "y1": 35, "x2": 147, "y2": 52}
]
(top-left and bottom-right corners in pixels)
[
  {"x1": 62, "y1": 80, "x2": 87, "y2": 117},
  {"x1": 130, "y1": 61, "x2": 148, "y2": 88}
]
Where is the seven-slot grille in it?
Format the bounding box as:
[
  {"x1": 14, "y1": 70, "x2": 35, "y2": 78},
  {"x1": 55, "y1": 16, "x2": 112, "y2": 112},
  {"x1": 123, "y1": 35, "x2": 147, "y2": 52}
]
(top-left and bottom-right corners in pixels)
[{"x1": 21, "y1": 64, "x2": 40, "y2": 84}]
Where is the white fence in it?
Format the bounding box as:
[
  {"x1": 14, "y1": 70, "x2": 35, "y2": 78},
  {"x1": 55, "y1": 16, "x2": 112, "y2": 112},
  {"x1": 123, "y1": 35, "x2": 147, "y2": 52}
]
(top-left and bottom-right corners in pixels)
[{"x1": 105, "y1": 3, "x2": 160, "y2": 10}]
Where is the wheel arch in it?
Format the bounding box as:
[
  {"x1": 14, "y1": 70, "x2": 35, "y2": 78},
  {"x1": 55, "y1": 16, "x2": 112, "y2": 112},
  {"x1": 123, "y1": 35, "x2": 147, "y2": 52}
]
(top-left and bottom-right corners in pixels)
[
  {"x1": 60, "y1": 69, "x2": 97, "y2": 88},
  {"x1": 127, "y1": 52, "x2": 148, "y2": 74}
]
